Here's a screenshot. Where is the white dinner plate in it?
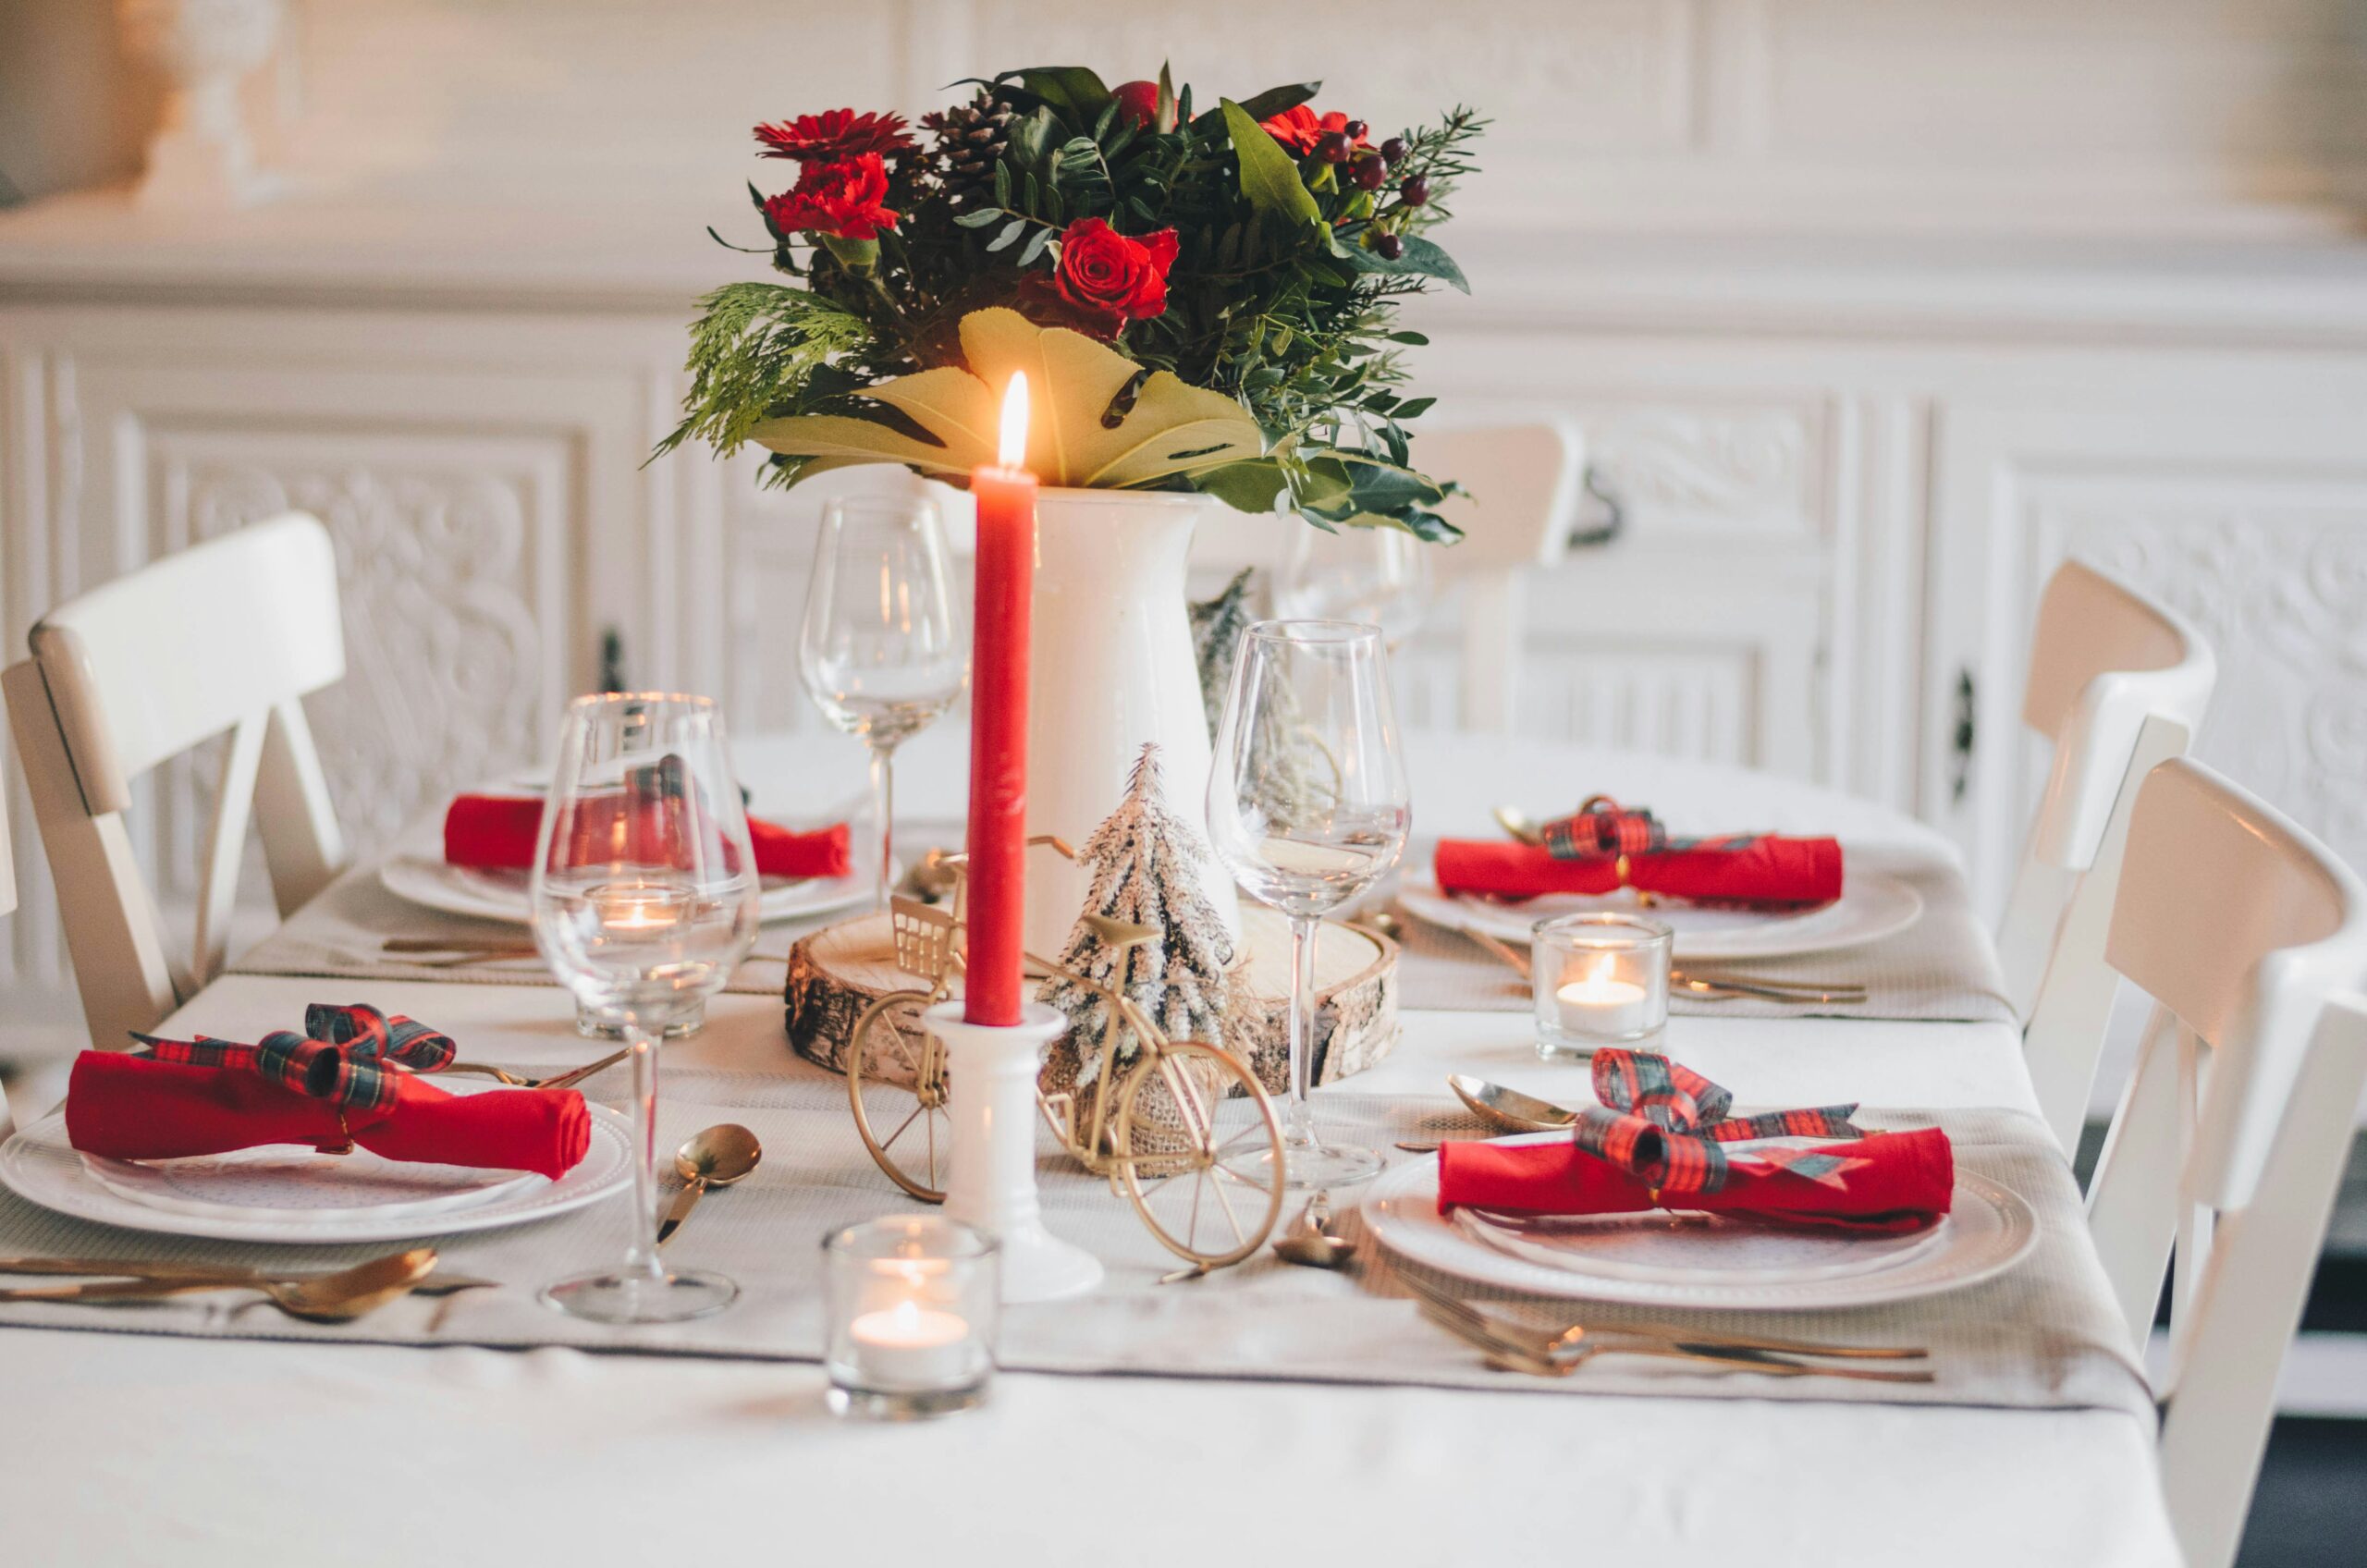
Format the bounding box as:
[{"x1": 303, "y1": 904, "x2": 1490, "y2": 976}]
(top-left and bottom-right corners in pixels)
[
  {"x1": 1397, "y1": 869, "x2": 1923, "y2": 962},
  {"x1": 1361, "y1": 1133, "x2": 2036, "y2": 1311},
  {"x1": 377, "y1": 818, "x2": 876, "y2": 927},
  {"x1": 80, "y1": 1132, "x2": 541, "y2": 1225},
  {"x1": 0, "y1": 1091, "x2": 633, "y2": 1245}
]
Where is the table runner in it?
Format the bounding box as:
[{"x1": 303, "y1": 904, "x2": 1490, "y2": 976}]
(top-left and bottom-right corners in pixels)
[
  {"x1": 1388, "y1": 844, "x2": 2017, "y2": 1025},
  {"x1": 0, "y1": 1065, "x2": 2149, "y2": 1421}
]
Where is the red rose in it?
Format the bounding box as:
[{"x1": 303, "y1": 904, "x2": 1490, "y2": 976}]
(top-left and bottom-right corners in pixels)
[
  {"x1": 1112, "y1": 80, "x2": 1161, "y2": 130},
  {"x1": 1051, "y1": 218, "x2": 1178, "y2": 328},
  {"x1": 1259, "y1": 105, "x2": 1366, "y2": 156},
  {"x1": 754, "y1": 108, "x2": 914, "y2": 164},
  {"x1": 763, "y1": 154, "x2": 900, "y2": 240}
]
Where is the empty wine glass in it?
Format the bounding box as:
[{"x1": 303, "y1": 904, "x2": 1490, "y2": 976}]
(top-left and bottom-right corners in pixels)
[
  {"x1": 1275, "y1": 523, "x2": 1433, "y2": 651},
  {"x1": 531, "y1": 693, "x2": 761, "y2": 1323},
  {"x1": 799, "y1": 495, "x2": 967, "y2": 908},
  {"x1": 1207, "y1": 620, "x2": 1410, "y2": 1189}
]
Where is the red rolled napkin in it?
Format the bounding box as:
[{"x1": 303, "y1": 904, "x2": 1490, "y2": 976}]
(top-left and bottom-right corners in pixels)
[
  {"x1": 67, "y1": 1004, "x2": 590, "y2": 1182},
  {"x1": 1436, "y1": 1048, "x2": 1952, "y2": 1233},
  {"x1": 1432, "y1": 835, "x2": 1842, "y2": 908},
  {"x1": 1437, "y1": 1127, "x2": 1954, "y2": 1234},
  {"x1": 443, "y1": 793, "x2": 851, "y2": 881}
]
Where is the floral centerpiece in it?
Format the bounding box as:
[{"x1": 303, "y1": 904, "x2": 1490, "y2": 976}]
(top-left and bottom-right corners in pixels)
[
  {"x1": 662, "y1": 66, "x2": 1481, "y2": 538},
  {"x1": 665, "y1": 66, "x2": 1484, "y2": 955}
]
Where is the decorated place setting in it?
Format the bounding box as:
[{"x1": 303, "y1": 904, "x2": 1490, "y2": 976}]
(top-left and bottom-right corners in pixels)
[{"x1": 0, "y1": 65, "x2": 2147, "y2": 1435}]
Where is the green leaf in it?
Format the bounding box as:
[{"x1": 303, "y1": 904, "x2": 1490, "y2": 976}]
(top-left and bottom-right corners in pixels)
[
  {"x1": 992, "y1": 161, "x2": 1013, "y2": 207},
  {"x1": 1343, "y1": 233, "x2": 1469, "y2": 292},
  {"x1": 1233, "y1": 81, "x2": 1321, "y2": 121},
  {"x1": 1156, "y1": 63, "x2": 1178, "y2": 133},
  {"x1": 1194, "y1": 459, "x2": 1289, "y2": 515},
  {"x1": 1010, "y1": 67, "x2": 1112, "y2": 122},
  {"x1": 987, "y1": 218, "x2": 1026, "y2": 251},
  {"x1": 1220, "y1": 99, "x2": 1321, "y2": 227},
  {"x1": 816, "y1": 234, "x2": 879, "y2": 271},
  {"x1": 1387, "y1": 330, "x2": 1430, "y2": 345},
  {"x1": 1016, "y1": 227, "x2": 1050, "y2": 268},
  {"x1": 1392, "y1": 397, "x2": 1436, "y2": 420},
  {"x1": 954, "y1": 208, "x2": 1005, "y2": 228}
]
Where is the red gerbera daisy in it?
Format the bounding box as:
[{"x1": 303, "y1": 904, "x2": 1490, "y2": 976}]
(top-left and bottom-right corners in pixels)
[
  {"x1": 1259, "y1": 105, "x2": 1367, "y2": 156},
  {"x1": 762, "y1": 154, "x2": 901, "y2": 241},
  {"x1": 754, "y1": 108, "x2": 914, "y2": 164}
]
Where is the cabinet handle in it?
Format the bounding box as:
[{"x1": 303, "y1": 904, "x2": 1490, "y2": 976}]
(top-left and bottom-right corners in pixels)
[
  {"x1": 1950, "y1": 668, "x2": 1977, "y2": 803},
  {"x1": 600, "y1": 628, "x2": 628, "y2": 693},
  {"x1": 1566, "y1": 464, "x2": 1626, "y2": 549}
]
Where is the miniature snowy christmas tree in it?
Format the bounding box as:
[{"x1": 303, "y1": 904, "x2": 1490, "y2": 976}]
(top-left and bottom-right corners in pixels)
[{"x1": 1037, "y1": 743, "x2": 1234, "y2": 1089}]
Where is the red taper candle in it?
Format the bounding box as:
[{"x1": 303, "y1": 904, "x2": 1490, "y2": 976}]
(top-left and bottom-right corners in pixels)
[{"x1": 963, "y1": 373, "x2": 1038, "y2": 1024}]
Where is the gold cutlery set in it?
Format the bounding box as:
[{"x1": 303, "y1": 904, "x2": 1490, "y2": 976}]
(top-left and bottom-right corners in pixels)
[
  {"x1": 1371, "y1": 901, "x2": 1868, "y2": 1004},
  {"x1": 0, "y1": 1249, "x2": 490, "y2": 1323}
]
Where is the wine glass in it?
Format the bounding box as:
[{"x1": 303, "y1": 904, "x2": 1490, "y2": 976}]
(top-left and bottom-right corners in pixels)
[
  {"x1": 1207, "y1": 620, "x2": 1410, "y2": 1189},
  {"x1": 799, "y1": 495, "x2": 967, "y2": 908},
  {"x1": 531, "y1": 693, "x2": 761, "y2": 1323},
  {"x1": 1275, "y1": 523, "x2": 1433, "y2": 651}
]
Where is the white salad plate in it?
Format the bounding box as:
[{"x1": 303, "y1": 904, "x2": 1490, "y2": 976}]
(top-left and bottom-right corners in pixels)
[
  {"x1": 0, "y1": 1086, "x2": 633, "y2": 1245},
  {"x1": 1397, "y1": 869, "x2": 1923, "y2": 962},
  {"x1": 377, "y1": 817, "x2": 873, "y2": 927},
  {"x1": 1361, "y1": 1133, "x2": 2036, "y2": 1311}
]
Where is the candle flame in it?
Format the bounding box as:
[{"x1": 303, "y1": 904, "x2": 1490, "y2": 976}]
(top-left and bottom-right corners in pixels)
[{"x1": 999, "y1": 373, "x2": 1030, "y2": 470}]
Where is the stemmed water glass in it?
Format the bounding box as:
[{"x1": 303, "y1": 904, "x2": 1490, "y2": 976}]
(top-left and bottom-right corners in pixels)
[
  {"x1": 1207, "y1": 620, "x2": 1411, "y2": 1189},
  {"x1": 531, "y1": 693, "x2": 761, "y2": 1323},
  {"x1": 1275, "y1": 523, "x2": 1434, "y2": 652},
  {"x1": 799, "y1": 495, "x2": 967, "y2": 909}
]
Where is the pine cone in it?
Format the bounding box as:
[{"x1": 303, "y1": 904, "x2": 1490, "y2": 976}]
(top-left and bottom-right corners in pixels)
[{"x1": 921, "y1": 91, "x2": 1014, "y2": 207}]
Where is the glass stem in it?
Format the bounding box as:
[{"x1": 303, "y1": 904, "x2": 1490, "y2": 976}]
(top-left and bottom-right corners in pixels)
[
  {"x1": 870, "y1": 740, "x2": 898, "y2": 911},
  {"x1": 621, "y1": 1021, "x2": 664, "y2": 1283},
  {"x1": 1285, "y1": 914, "x2": 1320, "y2": 1149}
]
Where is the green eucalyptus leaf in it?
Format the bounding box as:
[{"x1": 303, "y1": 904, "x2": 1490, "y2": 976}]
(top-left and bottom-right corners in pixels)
[
  {"x1": 1194, "y1": 459, "x2": 1290, "y2": 515},
  {"x1": 988, "y1": 218, "x2": 1025, "y2": 251},
  {"x1": 1392, "y1": 396, "x2": 1436, "y2": 419},
  {"x1": 1342, "y1": 232, "x2": 1469, "y2": 292},
  {"x1": 954, "y1": 208, "x2": 1005, "y2": 228},
  {"x1": 1016, "y1": 227, "x2": 1050, "y2": 267},
  {"x1": 1220, "y1": 99, "x2": 1320, "y2": 226}
]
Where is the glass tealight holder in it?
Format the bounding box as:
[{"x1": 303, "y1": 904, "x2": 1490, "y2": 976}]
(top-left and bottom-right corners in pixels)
[
  {"x1": 1530, "y1": 913, "x2": 1673, "y2": 1060},
  {"x1": 570, "y1": 885, "x2": 705, "y2": 1039},
  {"x1": 822, "y1": 1216, "x2": 1000, "y2": 1419}
]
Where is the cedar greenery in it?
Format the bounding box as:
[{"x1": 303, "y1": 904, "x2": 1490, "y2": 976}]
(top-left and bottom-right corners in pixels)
[{"x1": 666, "y1": 66, "x2": 1485, "y2": 540}]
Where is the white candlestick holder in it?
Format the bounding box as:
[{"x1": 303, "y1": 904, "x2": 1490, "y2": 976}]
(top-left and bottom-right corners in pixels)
[{"x1": 926, "y1": 999, "x2": 1103, "y2": 1303}]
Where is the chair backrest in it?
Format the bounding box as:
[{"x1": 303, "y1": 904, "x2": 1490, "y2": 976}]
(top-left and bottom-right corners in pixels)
[
  {"x1": 1997, "y1": 560, "x2": 2214, "y2": 1020},
  {"x1": 2076, "y1": 760, "x2": 2367, "y2": 1568},
  {"x1": 1191, "y1": 422, "x2": 1585, "y2": 733},
  {"x1": 2, "y1": 513, "x2": 350, "y2": 1051}
]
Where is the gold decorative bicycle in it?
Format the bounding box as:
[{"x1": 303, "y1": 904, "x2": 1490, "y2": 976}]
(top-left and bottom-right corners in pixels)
[{"x1": 844, "y1": 843, "x2": 1286, "y2": 1269}]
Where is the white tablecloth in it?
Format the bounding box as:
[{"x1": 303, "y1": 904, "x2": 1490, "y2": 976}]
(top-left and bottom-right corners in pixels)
[{"x1": 0, "y1": 739, "x2": 2178, "y2": 1567}]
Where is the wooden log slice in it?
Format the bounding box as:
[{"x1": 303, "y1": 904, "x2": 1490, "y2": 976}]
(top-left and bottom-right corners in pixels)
[{"x1": 785, "y1": 906, "x2": 1402, "y2": 1100}]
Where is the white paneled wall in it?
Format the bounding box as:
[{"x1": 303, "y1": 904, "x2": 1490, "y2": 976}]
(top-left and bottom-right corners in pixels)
[{"x1": 2, "y1": 0, "x2": 2366, "y2": 1047}]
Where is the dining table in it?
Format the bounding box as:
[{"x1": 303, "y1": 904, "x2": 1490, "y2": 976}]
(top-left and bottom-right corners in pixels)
[{"x1": 0, "y1": 729, "x2": 2179, "y2": 1567}]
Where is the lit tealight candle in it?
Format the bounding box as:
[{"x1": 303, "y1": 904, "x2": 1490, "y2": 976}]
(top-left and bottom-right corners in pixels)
[
  {"x1": 1555, "y1": 952, "x2": 1649, "y2": 1037},
  {"x1": 589, "y1": 885, "x2": 689, "y2": 936},
  {"x1": 846, "y1": 1298, "x2": 975, "y2": 1387}
]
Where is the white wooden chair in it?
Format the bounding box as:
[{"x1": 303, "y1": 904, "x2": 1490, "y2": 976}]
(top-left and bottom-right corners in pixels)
[
  {"x1": 1191, "y1": 422, "x2": 1586, "y2": 733},
  {"x1": 2, "y1": 513, "x2": 350, "y2": 1053},
  {"x1": 1999, "y1": 560, "x2": 2214, "y2": 1027},
  {"x1": 2067, "y1": 759, "x2": 2367, "y2": 1568}
]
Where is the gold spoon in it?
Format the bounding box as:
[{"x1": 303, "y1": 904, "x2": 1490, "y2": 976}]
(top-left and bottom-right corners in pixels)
[
  {"x1": 656, "y1": 1124, "x2": 763, "y2": 1245},
  {"x1": 1493, "y1": 807, "x2": 1548, "y2": 847},
  {"x1": 1447, "y1": 1074, "x2": 1580, "y2": 1134},
  {"x1": 0, "y1": 1247, "x2": 438, "y2": 1323},
  {"x1": 1271, "y1": 1193, "x2": 1358, "y2": 1269}
]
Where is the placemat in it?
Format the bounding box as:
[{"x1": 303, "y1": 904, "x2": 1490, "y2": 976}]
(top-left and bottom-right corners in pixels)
[
  {"x1": 1388, "y1": 844, "x2": 2017, "y2": 1025},
  {"x1": 0, "y1": 1065, "x2": 2149, "y2": 1420},
  {"x1": 225, "y1": 864, "x2": 806, "y2": 998}
]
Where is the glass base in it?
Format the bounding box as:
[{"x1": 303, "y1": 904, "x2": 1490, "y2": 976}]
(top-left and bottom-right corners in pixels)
[
  {"x1": 1536, "y1": 1026, "x2": 1664, "y2": 1063},
  {"x1": 575, "y1": 1002, "x2": 702, "y2": 1041},
  {"x1": 540, "y1": 1268, "x2": 738, "y2": 1323},
  {"x1": 1244, "y1": 1139, "x2": 1384, "y2": 1191},
  {"x1": 826, "y1": 1382, "x2": 989, "y2": 1420}
]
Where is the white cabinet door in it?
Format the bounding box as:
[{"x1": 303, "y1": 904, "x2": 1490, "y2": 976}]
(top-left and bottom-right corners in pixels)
[{"x1": 1929, "y1": 373, "x2": 2367, "y2": 913}]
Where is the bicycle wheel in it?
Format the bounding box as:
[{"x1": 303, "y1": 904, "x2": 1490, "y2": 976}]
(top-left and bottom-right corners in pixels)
[
  {"x1": 1110, "y1": 1042, "x2": 1285, "y2": 1267},
  {"x1": 845, "y1": 989, "x2": 951, "y2": 1203}
]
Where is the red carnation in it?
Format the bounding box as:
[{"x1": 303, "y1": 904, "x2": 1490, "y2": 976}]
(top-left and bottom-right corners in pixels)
[
  {"x1": 1260, "y1": 105, "x2": 1367, "y2": 156},
  {"x1": 763, "y1": 154, "x2": 900, "y2": 241},
  {"x1": 1050, "y1": 217, "x2": 1177, "y2": 331},
  {"x1": 754, "y1": 108, "x2": 914, "y2": 164}
]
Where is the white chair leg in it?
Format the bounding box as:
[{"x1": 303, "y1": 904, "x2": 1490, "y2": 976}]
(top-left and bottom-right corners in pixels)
[
  {"x1": 2085, "y1": 1003, "x2": 2188, "y2": 1349},
  {"x1": 256, "y1": 694, "x2": 348, "y2": 915},
  {"x1": 2159, "y1": 996, "x2": 2367, "y2": 1568}
]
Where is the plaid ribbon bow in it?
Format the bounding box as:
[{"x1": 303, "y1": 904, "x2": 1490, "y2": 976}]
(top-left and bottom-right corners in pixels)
[
  {"x1": 1540, "y1": 796, "x2": 1762, "y2": 864},
  {"x1": 1572, "y1": 1049, "x2": 1869, "y2": 1197},
  {"x1": 132, "y1": 1003, "x2": 458, "y2": 1114}
]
